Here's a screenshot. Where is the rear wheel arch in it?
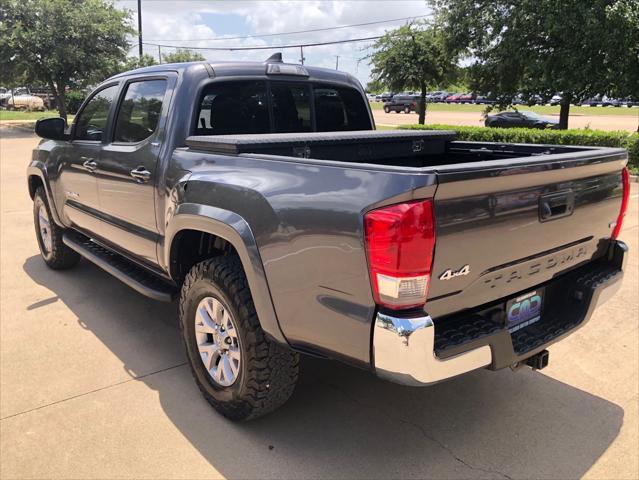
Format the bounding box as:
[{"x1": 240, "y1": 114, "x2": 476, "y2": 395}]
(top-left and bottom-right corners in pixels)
[
  {"x1": 169, "y1": 228, "x2": 235, "y2": 286},
  {"x1": 165, "y1": 207, "x2": 288, "y2": 345}
]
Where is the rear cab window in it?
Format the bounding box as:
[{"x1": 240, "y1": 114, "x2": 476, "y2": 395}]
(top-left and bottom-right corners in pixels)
[
  {"x1": 196, "y1": 81, "x2": 269, "y2": 135},
  {"x1": 194, "y1": 80, "x2": 371, "y2": 136}
]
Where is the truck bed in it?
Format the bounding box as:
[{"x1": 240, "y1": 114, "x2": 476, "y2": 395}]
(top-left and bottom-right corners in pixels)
[{"x1": 184, "y1": 130, "x2": 605, "y2": 168}]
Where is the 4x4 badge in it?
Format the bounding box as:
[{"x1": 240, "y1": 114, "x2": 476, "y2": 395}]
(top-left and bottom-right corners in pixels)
[{"x1": 439, "y1": 265, "x2": 470, "y2": 280}]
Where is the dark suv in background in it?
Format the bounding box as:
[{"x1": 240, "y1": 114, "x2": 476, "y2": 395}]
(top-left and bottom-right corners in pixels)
[{"x1": 383, "y1": 94, "x2": 423, "y2": 113}]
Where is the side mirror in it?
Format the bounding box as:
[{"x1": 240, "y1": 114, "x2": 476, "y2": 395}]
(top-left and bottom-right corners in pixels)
[{"x1": 35, "y1": 117, "x2": 68, "y2": 140}]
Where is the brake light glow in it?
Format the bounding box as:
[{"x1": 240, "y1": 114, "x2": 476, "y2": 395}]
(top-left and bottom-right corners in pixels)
[
  {"x1": 364, "y1": 199, "x2": 436, "y2": 310},
  {"x1": 611, "y1": 167, "x2": 630, "y2": 240}
]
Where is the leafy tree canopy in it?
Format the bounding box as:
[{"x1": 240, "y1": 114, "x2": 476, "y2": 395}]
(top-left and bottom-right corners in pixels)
[
  {"x1": 432, "y1": 0, "x2": 639, "y2": 128},
  {"x1": 161, "y1": 48, "x2": 206, "y2": 64},
  {"x1": 121, "y1": 53, "x2": 158, "y2": 72},
  {"x1": 1, "y1": 0, "x2": 133, "y2": 119},
  {"x1": 370, "y1": 22, "x2": 458, "y2": 124}
]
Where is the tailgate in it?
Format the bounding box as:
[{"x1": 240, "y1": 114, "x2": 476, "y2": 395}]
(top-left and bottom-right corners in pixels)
[{"x1": 426, "y1": 147, "x2": 627, "y2": 318}]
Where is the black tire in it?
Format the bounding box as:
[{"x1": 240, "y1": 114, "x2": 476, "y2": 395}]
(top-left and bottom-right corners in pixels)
[
  {"x1": 384, "y1": 106, "x2": 390, "y2": 113},
  {"x1": 33, "y1": 187, "x2": 81, "y2": 270},
  {"x1": 179, "y1": 256, "x2": 299, "y2": 421},
  {"x1": 403, "y1": 106, "x2": 410, "y2": 114}
]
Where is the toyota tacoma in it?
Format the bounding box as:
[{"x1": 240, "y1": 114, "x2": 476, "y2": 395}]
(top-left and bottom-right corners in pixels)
[{"x1": 28, "y1": 55, "x2": 630, "y2": 420}]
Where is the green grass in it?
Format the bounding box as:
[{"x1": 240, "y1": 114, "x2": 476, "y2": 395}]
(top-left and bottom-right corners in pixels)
[
  {"x1": 0, "y1": 110, "x2": 68, "y2": 121},
  {"x1": 369, "y1": 101, "x2": 639, "y2": 116},
  {"x1": 375, "y1": 124, "x2": 399, "y2": 130}
]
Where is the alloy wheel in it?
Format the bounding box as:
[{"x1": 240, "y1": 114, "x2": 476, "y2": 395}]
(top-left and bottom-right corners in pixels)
[{"x1": 194, "y1": 296, "x2": 242, "y2": 387}]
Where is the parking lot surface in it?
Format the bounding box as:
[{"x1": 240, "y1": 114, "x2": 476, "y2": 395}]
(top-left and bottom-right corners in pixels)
[
  {"x1": 373, "y1": 109, "x2": 639, "y2": 132},
  {"x1": 1, "y1": 126, "x2": 638, "y2": 479}
]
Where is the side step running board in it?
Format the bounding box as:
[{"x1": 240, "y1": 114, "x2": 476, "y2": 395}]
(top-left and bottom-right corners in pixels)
[{"x1": 63, "y1": 232, "x2": 176, "y2": 302}]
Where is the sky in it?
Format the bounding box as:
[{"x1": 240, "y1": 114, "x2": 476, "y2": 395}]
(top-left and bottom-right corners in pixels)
[{"x1": 114, "y1": 0, "x2": 432, "y2": 87}]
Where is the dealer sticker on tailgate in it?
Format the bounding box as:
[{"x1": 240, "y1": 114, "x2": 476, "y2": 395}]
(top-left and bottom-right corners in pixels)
[{"x1": 506, "y1": 289, "x2": 544, "y2": 333}]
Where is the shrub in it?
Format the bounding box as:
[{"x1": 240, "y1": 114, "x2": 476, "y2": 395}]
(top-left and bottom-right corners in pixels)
[
  {"x1": 64, "y1": 90, "x2": 86, "y2": 115},
  {"x1": 399, "y1": 124, "x2": 639, "y2": 168}
]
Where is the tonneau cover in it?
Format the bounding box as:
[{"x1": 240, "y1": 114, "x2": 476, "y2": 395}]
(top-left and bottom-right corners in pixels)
[{"x1": 185, "y1": 130, "x2": 457, "y2": 161}]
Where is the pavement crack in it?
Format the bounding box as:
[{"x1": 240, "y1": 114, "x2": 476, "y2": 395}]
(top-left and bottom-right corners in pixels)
[
  {"x1": 313, "y1": 375, "x2": 513, "y2": 480},
  {"x1": 1, "y1": 362, "x2": 187, "y2": 421}
]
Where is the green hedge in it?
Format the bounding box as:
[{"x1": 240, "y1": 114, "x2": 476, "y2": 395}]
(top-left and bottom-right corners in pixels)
[{"x1": 399, "y1": 124, "x2": 639, "y2": 169}]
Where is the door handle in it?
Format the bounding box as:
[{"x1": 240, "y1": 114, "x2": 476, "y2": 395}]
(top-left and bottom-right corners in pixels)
[
  {"x1": 130, "y1": 166, "x2": 151, "y2": 182},
  {"x1": 539, "y1": 191, "x2": 575, "y2": 222},
  {"x1": 82, "y1": 159, "x2": 98, "y2": 172}
]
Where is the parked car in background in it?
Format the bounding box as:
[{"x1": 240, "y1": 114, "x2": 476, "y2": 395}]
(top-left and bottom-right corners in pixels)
[
  {"x1": 549, "y1": 94, "x2": 563, "y2": 106},
  {"x1": 383, "y1": 94, "x2": 423, "y2": 113},
  {"x1": 474, "y1": 95, "x2": 495, "y2": 105},
  {"x1": 580, "y1": 95, "x2": 602, "y2": 107},
  {"x1": 459, "y1": 93, "x2": 476, "y2": 104},
  {"x1": 366, "y1": 93, "x2": 376, "y2": 102},
  {"x1": 445, "y1": 93, "x2": 463, "y2": 103},
  {"x1": 377, "y1": 91, "x2": 395, "y2": 102},
  {"x1": 485, "y1": 110, "x2": 559, "y2": 129},
  {"x1": 426, "y1": 91, "x2": 449, "y2": 102},
  {"x1": 601, "y1": 96, "x2": 621, "y2": 107}
]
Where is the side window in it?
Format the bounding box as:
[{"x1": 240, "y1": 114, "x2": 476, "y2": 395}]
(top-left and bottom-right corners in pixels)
[
  {"x1": 74, "y1": 85, "x2": 118, "y2": 141},
  {"x1": 195, "y1": 81, "x2": 269, "y2": 135},
  {"x1": 114, "y1": 79, "x2": 167, "y2": 143},
  {"x1": 271, "y1": 84, "x2": 311, "y2": 133},
  {"x1": 314, "y1": 85, "x2": 371, "y2": 132}
]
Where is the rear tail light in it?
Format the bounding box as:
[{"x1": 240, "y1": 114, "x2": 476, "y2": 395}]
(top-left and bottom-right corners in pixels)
[
  {"x1": 611, "y1": 167, "x2": 630, "y2": 240},
  {"x1": 364, "y1": 199, "x2": 436, "y2": 310}
]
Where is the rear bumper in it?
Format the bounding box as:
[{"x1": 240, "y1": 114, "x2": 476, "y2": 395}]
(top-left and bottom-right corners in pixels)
[{"x1": 373, "y1": 240, "x2": 627, "y2": 387}]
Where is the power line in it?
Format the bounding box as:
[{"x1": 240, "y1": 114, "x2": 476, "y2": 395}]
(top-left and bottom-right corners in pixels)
[
  {"x1": 143, "y1": 35, "x2": 384, "y2": 51},
  {"x1": 143, "y1": 14, "x2": 429, "y2": 42}
]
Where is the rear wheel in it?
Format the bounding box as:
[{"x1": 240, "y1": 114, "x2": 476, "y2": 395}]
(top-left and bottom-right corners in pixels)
[
  {"x1": 179, "y1": 256, "x2": 299, "y2": 420},
  {"x1": 33, "y1": 187, "x2": 81, "y2": 269},
  {"x1": 384, "y1": 106, "x2": 390, "y2": 113},
  {"x1": 403, "y1": 106, "x2": 410, "y2": 114}
]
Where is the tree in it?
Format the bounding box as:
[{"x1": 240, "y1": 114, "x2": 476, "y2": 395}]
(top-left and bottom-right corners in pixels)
[
  {"x1": 120, "y1": 54, "x2": 158, "y2": 72},
  {"x1": 1, "y1": 0, "x2": 132, "y2": 119},
  {"x1": 365, "y1": 79, "x2": 385, "y2": 94},
  {"x1": 161, "y1": 48, "x2": 206, "y2": 64},
  {"x1": 432, "y1": 0, "x2": 639, "y2": 129},
  {"x1": 370, "y1": 23, "x2": 457, "y2": 124}
]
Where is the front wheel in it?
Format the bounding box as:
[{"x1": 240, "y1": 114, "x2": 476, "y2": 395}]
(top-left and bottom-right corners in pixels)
[
  {"x1": 33, "y1": 187, "x2": 81, "y2": 269},
  {"x1": 179, "y1": 256, "x2": 299, "y2": 420},
  {"x1": 384, "y1": 106, "x2": 390, "y2": 113}
]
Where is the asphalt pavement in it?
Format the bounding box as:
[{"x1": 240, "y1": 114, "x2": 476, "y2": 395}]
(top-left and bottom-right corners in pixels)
[{"x1": 1, "y1": 126, "x2": 637, "y2": 479}]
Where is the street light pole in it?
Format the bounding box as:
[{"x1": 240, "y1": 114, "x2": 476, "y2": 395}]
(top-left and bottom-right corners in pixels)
[{"x1": 137, "y1": 0, "x2": 143, "y2": 59}]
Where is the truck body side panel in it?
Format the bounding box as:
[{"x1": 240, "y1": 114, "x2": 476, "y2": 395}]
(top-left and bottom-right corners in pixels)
[{"x1": 171, "y1": 149, "x2": 437, "y2": 366}]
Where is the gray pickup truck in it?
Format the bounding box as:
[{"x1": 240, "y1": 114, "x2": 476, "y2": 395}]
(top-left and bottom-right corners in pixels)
[{"x1": 28, "y1": 56, "x2": 630, "y2": 420}]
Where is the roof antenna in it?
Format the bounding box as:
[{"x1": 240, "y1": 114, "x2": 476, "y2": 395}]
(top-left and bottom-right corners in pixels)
[{"x1": 265, "y1": 52, "x2": 283, "y2": 63}]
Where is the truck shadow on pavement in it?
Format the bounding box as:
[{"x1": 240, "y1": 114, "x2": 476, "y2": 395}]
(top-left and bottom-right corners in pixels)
[{"x1": 23, "y1": 255, "x2": 624, "y2": 479}]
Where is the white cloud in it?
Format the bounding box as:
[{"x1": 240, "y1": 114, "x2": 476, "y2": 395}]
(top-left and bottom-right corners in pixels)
[{"x1": 116, "y1": 0, "x2": 431, "y2": 85}]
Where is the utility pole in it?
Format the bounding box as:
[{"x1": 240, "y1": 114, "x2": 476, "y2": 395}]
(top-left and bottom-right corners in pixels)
[
  {"x1": 137, "y1": 0, "x2": 143, "y2": 59},
  {"x1": 158, "y1": 44, "x2": 162, "y2": 64},
  {"x1": 334, "y1": 55, "x2": 339, "y2": 70},
  {"x1": 299, "y1": 46, "x2": 305, "y2": 65}
]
